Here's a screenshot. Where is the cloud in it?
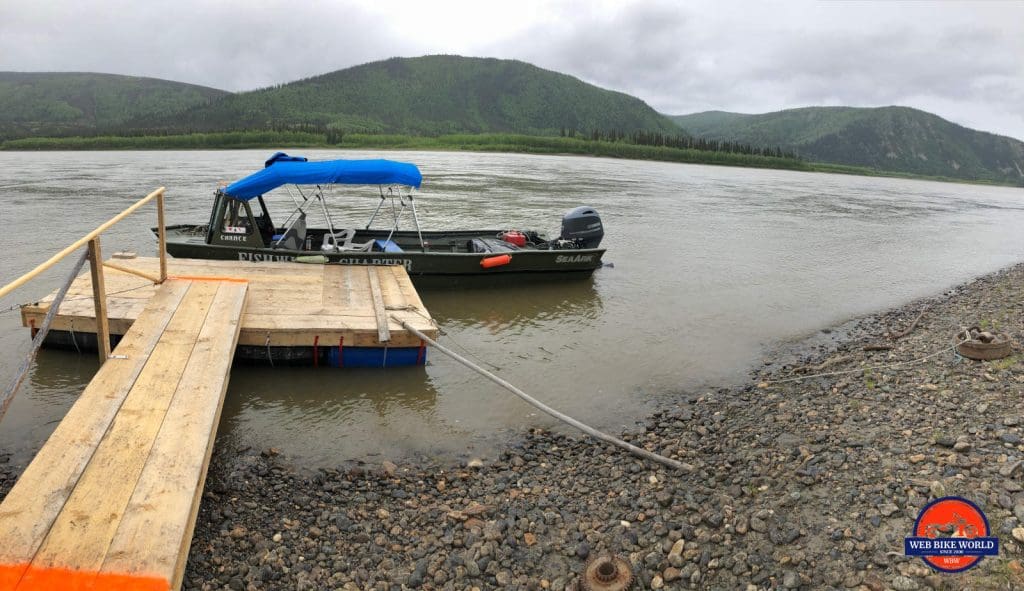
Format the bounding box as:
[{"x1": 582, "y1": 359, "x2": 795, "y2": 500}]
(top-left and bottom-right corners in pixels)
[
  {"x1": 1, "y1": 0, "x2": 1023, "y2": 139},
  {"x1": 0, "y1": 0, "x2": 418, "y2": 90},
  {"x1": 476, "y1": 0, "x2": 1024, "y2": 139}
]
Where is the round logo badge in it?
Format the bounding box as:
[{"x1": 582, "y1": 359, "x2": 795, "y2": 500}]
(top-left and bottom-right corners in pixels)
[{"x1": 904, "y1": 496, "x2": 999, "y2": 572}]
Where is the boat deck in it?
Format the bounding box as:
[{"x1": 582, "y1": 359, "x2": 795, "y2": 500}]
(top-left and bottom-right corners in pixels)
[{"x1": 20, "y1": 256, "x2": 438, "y2": 365}]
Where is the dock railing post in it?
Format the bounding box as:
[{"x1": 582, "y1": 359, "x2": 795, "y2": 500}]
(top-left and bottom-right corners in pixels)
[
  {"x1": 87, "y1": 237, "x2": 111, "y2": 364},
  {"x1": 156, "y1": 188, "x2": 167, "y2": 283}
]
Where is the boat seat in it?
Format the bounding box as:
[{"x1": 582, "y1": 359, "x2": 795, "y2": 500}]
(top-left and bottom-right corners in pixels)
[
  {"x1": 276, "y1": 213, "x2": 306, "y2": 250},
  {"x1": 322, "y1": 228, "x2": 373, "y2": 252}
]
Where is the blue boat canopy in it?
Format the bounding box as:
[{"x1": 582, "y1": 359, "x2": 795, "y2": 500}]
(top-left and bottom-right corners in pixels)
[{"x1": 223, "y1": 153, "x2": 422, "y2": 200}]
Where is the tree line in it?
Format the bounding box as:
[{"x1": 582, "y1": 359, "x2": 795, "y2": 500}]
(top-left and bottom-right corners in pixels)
[{"x1": 561, "y1": 127, "x2": 799, "y2": 160}]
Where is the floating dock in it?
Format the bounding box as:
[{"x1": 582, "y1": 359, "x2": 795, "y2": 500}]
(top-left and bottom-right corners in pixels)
[
  {"x1": 20, "y1": 256, "x2": 438, "y2": 366},
  {"x1": 2, "y1": 259, "x2": 438, "y2": 590},
  {"x1": 0, "y1": 189, "x2": 440, "y2": 590},
  {"x1": 0, "y1": 277, "x2": 247, "y2": 591}
]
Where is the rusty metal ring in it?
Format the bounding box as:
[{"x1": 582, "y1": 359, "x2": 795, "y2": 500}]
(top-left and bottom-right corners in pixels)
[{"x1": 580, "y1": 553, "x2": 633, "y2": 591}]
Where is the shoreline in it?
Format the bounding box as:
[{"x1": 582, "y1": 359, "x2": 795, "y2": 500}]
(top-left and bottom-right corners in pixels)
[{"x1": 3, "y1": 262, "x2": 1024, "y2": 589}]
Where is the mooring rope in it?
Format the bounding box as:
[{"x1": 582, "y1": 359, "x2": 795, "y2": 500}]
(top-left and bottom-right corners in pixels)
[
  {"x1": 1, "y1": 251, "x2": 89, "y2": 422},
  {"x1": 391, "y1": 315, "x2": 690, "y2": 472}
]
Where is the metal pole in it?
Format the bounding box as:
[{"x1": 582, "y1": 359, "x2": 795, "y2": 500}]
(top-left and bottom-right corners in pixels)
[
  {"x1": 391, "y1": 316, "x2": 692, "y2": 472},
  {"x1": 366, "y1": 192, "x2": 387, "y2": 229},
  {"x1": 409, "y1": 194, "x2": 425, "y2": 250},
  {"x1": 0, "y1": 251, "x2": 89, "y2": 422}
]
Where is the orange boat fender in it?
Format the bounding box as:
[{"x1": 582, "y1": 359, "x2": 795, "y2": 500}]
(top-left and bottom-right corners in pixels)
[{"x1": 480, "y1": 254, "x2": 512, "y2": 268}]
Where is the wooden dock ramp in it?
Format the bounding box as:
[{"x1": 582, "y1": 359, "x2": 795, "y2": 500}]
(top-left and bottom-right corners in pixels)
[{"x1": 0, "y1": 277, "x2": 247, "y2": 591}]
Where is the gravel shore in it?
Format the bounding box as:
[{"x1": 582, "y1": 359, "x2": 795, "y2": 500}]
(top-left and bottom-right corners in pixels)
[{"x1": 3, "y1": 263, "x2": 1024, "y2": 590}]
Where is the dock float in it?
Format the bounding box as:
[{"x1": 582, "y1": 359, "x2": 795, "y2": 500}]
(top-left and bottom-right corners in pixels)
[
  {"x1": 20, "y1": 257, "x2": 438, "y2": 366},
  {"x1": 0, "y1": 277, "x2": 247, "y2": 591}
]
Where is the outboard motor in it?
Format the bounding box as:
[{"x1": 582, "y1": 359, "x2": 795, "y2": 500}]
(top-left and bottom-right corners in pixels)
[{"x1": 559, "y1": 206, "x2": 604, "y2": 249}]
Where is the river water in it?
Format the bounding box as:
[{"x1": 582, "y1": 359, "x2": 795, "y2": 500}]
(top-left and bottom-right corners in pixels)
[{"x1": 1, "y1": 150, "x2": 1022, "y2": 466}]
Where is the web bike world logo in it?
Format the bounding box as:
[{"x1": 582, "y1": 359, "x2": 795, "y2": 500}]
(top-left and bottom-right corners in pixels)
[{"x1": 904, "y1": 496, "x2": 999, "y2": 572}]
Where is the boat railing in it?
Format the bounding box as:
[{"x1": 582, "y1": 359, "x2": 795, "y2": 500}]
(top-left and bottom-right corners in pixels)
[{"x1": 0, "y1": 187, "x2": 168, "y2": 421}]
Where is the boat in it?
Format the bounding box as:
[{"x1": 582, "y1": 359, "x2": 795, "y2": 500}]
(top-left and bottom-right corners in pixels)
[{"x1": 159, "y1": 153, "x2": 606, "y2": 283}]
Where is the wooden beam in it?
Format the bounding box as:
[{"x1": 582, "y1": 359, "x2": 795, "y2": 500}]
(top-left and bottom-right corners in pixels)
[
  {"x1": 0, "y1": 188, "x2": 165, "y2": 300},
  {"x1": 367, "y1": 266, "x2": 390, "y2": 343},
  {"x1": 87, "y1": 238, "x2": 111, "y2": 364},
  {"x1": 103, "y1": 261, "x2": 162, "y2": 284},
  {"x1": 156, "y1": 190, "x2": 167, "y2": 284}
]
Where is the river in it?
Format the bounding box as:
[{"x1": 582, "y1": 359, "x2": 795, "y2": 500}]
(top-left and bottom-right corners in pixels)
[{"x1": 1, "y1": 150, "x2": 1022, "y2": 465}]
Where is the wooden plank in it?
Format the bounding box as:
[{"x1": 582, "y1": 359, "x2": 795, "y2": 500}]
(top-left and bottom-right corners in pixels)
[
  {"x1": 23, "y1": 281, "x2": 219, "y2": 578},
  {"x1": 0, "y1": 280, "x2": 191, "y2": 586},
  {"x1": 367, "y1": 267, "x2": 390, "y2": 343},
  {"x1": 101, "y1": 281, "x2": 247, "y2": 590},
  {"x1": 87, "y1": 238, "x2": 111, "y2": 364},
  {"x1": 325, "y1": 262, "x2": 354, "y2": 309}
]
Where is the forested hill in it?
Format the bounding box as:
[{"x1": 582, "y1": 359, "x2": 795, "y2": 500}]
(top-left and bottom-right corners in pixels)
[
  {"x1": 131, "y1": 55, "x2": 680, "y2": 136},
  {"x1": 670, "y1": 107, "x2": 1024, "y2": 185},
  {"x1": 0, "y1": 72, "x2": 227, "y2": 139}
]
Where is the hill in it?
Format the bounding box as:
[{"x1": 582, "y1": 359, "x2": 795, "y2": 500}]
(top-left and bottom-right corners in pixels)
[
  {"x1": 132, "y1": 55, "x2": 679, "y2": 136},
  {"x1": 670, "y1": 107, "x2": 1024, "y2": 185},
  {"x1": 0, "y1": 72, "x2": 228, "y2": 139}
]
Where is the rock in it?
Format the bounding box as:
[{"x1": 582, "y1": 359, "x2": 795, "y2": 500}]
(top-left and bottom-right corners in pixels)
[
  {"x1": 1000, "y1": 460, "x2": 1024, "y2": 477},
  {"x1": 878, "y1": 503, "x2": 899, "y2": 517},
  {"x1": 650, "y1": 575, "x2": 664, "y2": 589},
  {"x1": 655, "y1": 491, "x2": 673, "y2": 507},
  {"x1": 768, "y1": 522, "x2": 801, "y2": 545},
  {"x1": 891, "y1": 575, "x2": 919, "y2": 591},
  {"x1": 466, "y1": 458, "x2": 484, "y2": 468},
  {"x1": 783, "y1": 570, "x2": 799, "y2": 589},
  {"x1": 667, "y1": 543, "x2": 685, "y2": 567},
  {"x1": 704, "y1": 512, "x2": 724, "y2": 528},
  {"x1": 934, "y1": 436, "x2": 955, "y2": 448},
  {"x1": 953, "y1": 440, "x2": 971, "y2": 452},
  {"x1": 663, "y1": 567, "x2": 682, "y2": 582},
  {"x1": 524, "y1": 532, "x2": 536, "y2": 546},
  {"x1": 576, "y1": 541, "x2": 590, "y2": 560},
  {"x1": 909, "y1": 454, "x2": 927, "y2": 464},
  {"x1": 1003, "y1": 433, "x2": 1022, "y2": 444},
  {"x1": 1012, "y1": 527, "x2": 1024, "y2": 543},
  {"x1": 382, "y1": 460, "x2": 398, "y2": 476},
  {"x1": 408, "y1": 562, "x2": 427, "y2": 587}
]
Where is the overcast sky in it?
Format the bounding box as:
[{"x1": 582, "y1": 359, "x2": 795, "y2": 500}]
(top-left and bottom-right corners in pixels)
[{"x1": 2, "y1": 0, "x2": 1023, "y2": 140}]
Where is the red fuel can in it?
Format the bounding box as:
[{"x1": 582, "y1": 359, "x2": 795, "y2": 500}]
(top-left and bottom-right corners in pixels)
[{"x1": 501, "y1": 231, "x2": 527, "y2": 247}]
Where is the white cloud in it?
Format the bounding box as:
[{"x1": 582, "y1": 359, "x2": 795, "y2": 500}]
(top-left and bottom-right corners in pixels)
[{"x1": 1, "y1": 0, "x2": 1022, "y2": 139}]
